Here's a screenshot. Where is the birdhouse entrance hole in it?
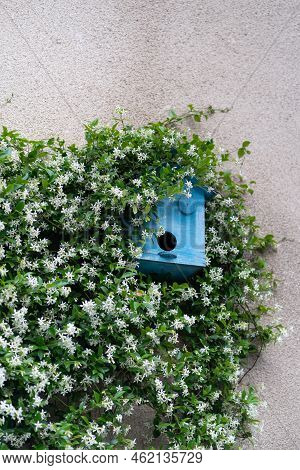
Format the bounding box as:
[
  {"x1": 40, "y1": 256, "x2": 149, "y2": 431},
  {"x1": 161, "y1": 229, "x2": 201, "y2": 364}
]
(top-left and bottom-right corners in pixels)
[{"x1": 157, "y1": 231, "x2": 177, "y2": 251}]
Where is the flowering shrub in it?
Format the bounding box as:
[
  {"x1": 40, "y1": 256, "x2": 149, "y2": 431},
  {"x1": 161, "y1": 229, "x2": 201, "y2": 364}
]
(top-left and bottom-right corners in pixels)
[{"x1": 0, "y1": 107, "x2": 283, "y2": 449}]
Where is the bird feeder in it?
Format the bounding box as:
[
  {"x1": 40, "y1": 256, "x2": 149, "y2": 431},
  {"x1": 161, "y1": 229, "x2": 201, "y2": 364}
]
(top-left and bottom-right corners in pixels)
[{"x1": 137, "y1": 185, "x2": 213, "y2": 281}]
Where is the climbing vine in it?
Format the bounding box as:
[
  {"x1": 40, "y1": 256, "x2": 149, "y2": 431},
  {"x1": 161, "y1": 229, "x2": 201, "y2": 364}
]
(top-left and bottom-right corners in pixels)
[{"x1": 0, "y1": 106, "x2": 283, "y2": 449}]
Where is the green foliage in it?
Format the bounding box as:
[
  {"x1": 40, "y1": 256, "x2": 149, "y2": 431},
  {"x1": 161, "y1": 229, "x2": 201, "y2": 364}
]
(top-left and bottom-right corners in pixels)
[{"x1": 0, "y1": 106, "x2": 284, "y2": 450}]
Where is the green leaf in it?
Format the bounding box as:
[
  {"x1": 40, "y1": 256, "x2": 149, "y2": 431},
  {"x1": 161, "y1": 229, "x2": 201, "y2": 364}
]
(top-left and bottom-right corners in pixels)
[
  {"x1": 15, "y1": 201, "x2": 25, "y2": 212},
  {"x1": 238, "y1": 148, "x2": 245, "y2": 158}
]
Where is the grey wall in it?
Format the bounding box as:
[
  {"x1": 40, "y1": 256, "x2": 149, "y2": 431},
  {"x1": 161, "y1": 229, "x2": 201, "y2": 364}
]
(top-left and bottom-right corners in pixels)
[{"x1": 0, "y1": 0, "x2": 299, "y2": 449}]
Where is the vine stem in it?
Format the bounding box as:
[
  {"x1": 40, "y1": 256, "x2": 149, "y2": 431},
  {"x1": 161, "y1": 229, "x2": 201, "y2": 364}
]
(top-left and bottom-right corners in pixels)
[
  {"x1": 235, "y1": 301, "x2": 264, "y2": 383},
  {"x1": 238, "y1": 344, "x2": 263, "y2": 384},
  {"x1": 162, "y1": 105, "x2": 230, "y2": 127}
]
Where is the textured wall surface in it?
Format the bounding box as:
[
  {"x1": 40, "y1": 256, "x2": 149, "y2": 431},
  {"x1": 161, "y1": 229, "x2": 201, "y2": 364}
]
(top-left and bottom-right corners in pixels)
[{"x1": 0, "y1": 0, "x2": 299, "y2": 449}]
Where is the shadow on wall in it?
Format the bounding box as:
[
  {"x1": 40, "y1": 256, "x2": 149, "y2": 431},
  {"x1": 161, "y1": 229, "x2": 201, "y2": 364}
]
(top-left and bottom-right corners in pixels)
[{"x1": 125, "y1": 405, "x2": 169, "y2": 449}]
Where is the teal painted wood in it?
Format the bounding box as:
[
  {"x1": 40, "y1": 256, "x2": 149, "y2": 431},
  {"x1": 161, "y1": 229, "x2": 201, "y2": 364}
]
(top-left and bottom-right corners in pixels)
[{"x1": 137, "y1": 186, "x2": 209, "y2": 281}]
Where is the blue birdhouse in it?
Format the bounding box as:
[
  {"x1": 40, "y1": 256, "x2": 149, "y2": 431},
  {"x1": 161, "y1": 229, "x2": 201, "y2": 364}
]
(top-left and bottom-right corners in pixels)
[{"x1": 137, "y1": 185, "x2": 213, "y2": 281}]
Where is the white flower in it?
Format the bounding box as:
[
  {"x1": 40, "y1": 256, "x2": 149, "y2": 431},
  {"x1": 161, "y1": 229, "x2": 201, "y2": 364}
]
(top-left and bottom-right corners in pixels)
[
  {"x1": 12, "y1": 307, "x2": 28, "y2": 334},
  {"x1": 173, "y1": 319, "x2": 184, "y2": 330},
  {"x1": 3, "y1": 202, "x2": 11, "y2": 214},
  {"x1": 0, "y1": 246, "x2": 5, "y2": 259},
  {"x1": 102, "y1": 296, "x2": 115, "y2": 314},
  {"x1": 132, "y1": 178, "x2": 142, "y2": 187},
  {"x1": 101, "y1": 221, "x2": 110, "y2": 230},
  {"x1": 34, "y1": 421, "x2": 43, "y2": 431},
  {"x1": 65, "y1": 271, "x2": 74, "y2": 282},
  {"x1": 61, "y1": 286, "x2": 71, "y2": 297},
  {"x1": 58, "y1": 333, "x2": 76, "y2": 354},
  {"x1": 156, "y1": 226, "x2": 165, "y2": 237},
  {"x1": 0, "y1": 266, "x2": 8, "y2": 277},
  {"x1": 27, "y1": 274, "x2": 38, "y2": 288},
  {"x1": 0, "y1": 366, "x2": 7, "y2": 387},
  {"x1": 105, "y1": 344, "x2": 116, "y2": 363},
  {"x1": 115, "y1": 106, "x2": 126, "y2": 115},
  {"x1": 33, "y1": 395, "x2": 43, "y2": 408},
  {"x1": 238, "y1": 269, "x2": 253, "y2": 280},
  {"x1": 187, "y1": 145, "x2": 197, "y2": 156},
  {"x1": 113, "y1": 147, "x2": 125, "y2": 159},
  {"x1": 209, "y1": 267, "x2": 223, "y2": 282},
  {"x1": 38, "y1": 317, "x2": 52, "y2": 332},
  {"x1": 110, "y1": 187, "x2": 124, "y2": 198},
  {"x1": 102, "y1": 396, "x2": 114, "y2": 411},
  {"x1": 66, "y1": 323, "x2": 79, "y2": 336},
  {"x1": 81, "y1": 300, "x2": 97, "y2": 315},
  {"x1": 183, "y1": 315, "x2": 196, "y2": 326}
]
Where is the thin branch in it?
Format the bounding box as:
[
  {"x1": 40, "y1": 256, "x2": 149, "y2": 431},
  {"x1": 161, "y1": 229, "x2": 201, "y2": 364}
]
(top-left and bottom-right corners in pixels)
[
  {"x1": 162, "y1": 105, "x2": 230, "y2": 127},
  {"x1": 238, "y1": 344, "x2": 263, "y2": 384}
]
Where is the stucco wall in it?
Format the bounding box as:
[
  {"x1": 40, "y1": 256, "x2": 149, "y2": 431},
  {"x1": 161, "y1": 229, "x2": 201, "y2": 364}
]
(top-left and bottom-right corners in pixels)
[{"x1": 0, "y1": 0, "x2": 299, "y2": 449}]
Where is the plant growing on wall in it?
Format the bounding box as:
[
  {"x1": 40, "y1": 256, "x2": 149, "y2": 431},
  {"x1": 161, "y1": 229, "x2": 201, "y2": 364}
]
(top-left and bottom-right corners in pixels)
[{"x1": 0, "y1": 106, "x2": 283, "y2": 449}]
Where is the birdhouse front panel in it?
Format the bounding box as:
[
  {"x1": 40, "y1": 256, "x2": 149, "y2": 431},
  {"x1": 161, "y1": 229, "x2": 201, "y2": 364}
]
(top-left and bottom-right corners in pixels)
[{"x1": 138, "y1": 186, "x2": 207, "y2": 281}]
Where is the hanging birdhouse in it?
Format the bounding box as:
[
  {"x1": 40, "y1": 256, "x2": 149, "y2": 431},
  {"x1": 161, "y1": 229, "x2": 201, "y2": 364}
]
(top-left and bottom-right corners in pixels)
[{"x1": 137, "y1": 185, "x2": 213, "y2": 281}]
